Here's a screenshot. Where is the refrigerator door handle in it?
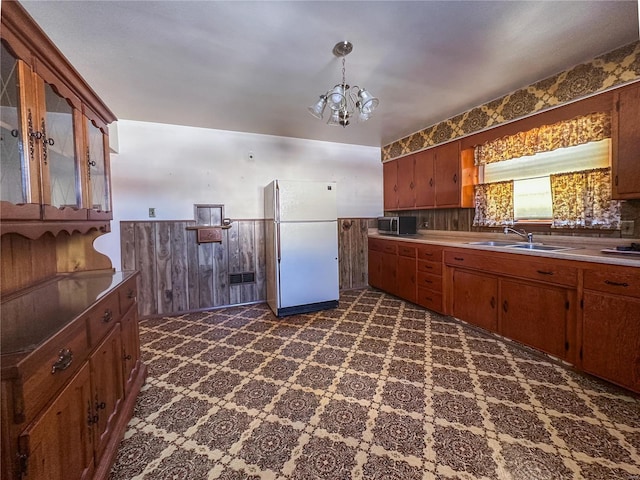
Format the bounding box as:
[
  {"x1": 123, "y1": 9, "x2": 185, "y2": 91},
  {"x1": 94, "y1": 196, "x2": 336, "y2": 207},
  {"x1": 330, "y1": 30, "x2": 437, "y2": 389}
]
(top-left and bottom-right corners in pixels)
[
  {"x1": 276, "y1": 221, "x2": 281, "y2": 263},
  {"x1": 275, "y1": 181, "x2": 280, "y2": 223}
]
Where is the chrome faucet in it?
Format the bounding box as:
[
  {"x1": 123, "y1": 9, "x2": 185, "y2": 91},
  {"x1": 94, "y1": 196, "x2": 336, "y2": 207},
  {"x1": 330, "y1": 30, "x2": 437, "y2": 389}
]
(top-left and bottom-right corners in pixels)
[{"x1": 504, "y1": 227, "x2": 534, "y2": 244}]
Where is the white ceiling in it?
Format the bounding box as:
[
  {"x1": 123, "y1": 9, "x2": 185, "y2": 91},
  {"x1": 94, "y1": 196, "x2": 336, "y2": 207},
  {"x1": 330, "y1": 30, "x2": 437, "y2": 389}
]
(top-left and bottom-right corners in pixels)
[{"x1": 20, "y1": 1, "x2": 639, "y2": 148}]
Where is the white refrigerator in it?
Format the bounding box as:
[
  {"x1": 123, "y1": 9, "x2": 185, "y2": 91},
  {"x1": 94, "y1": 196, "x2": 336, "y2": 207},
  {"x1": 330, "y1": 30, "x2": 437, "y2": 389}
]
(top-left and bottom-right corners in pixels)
[{"x1": 264, "y1": 180, "x2": 339, "y2": 317}]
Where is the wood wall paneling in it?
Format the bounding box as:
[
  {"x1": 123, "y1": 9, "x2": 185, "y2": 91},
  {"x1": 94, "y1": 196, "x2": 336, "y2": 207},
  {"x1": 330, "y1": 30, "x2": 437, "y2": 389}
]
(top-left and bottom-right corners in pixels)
[{"x1": 120, "y1": 217, "x2": 372, "y2": 317}]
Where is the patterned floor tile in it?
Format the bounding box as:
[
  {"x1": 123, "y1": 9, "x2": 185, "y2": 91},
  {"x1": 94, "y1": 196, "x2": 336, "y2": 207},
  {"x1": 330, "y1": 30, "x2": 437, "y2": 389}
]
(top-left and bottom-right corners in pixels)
[{"x1": 111, "y1": 288, "x2": 640, "y2": 480}]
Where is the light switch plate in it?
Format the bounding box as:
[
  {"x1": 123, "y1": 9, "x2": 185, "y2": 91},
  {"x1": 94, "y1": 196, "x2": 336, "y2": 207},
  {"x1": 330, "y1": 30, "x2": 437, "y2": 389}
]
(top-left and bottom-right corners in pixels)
[{"x1": 148, "y1": 207, "x2": 156, "y2": 218}]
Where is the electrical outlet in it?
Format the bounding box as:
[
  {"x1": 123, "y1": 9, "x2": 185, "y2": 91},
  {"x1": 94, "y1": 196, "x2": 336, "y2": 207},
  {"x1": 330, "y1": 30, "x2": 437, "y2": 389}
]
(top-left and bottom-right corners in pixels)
[
  {"x1": 148, "y1": 207, "x2": 156, "y2": 218},
  {"x1": 620, "y1": 220, "x2": 634, "y2": 237}
]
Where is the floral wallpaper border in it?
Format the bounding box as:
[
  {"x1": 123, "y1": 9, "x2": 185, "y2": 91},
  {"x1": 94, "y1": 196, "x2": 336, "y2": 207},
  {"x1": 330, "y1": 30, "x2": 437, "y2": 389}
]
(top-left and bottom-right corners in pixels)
[{"x1": 382, "y1": 41, "x2": 640, "y2": 162}]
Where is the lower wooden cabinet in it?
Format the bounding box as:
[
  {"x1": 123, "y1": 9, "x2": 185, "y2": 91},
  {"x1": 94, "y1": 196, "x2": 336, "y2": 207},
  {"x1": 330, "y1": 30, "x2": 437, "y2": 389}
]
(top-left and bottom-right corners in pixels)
[
  {"x1": 1, "y1": 271, "x2": 146, "y2": 480},
  {"x1": 18, "y1": 363, "x2": 94, "y2": 480},
  {"x1": 581, "y1": 266, "x2": 640, "y2": 392},
  {"x1": 451, "y1": 269, "x2": 497, "y2": 331},
  {"x1": 500, "y1": 278, "x2": 572, "y2": 359},
  {"x1": 397, "y1": 244, "x2": 417, "y2": 303}
]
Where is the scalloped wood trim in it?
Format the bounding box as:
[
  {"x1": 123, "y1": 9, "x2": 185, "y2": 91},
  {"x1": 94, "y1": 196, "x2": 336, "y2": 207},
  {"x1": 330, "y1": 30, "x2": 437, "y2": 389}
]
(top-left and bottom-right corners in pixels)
[{"x1": 0, "y1": 221, "x2": 110, "y2": 240}]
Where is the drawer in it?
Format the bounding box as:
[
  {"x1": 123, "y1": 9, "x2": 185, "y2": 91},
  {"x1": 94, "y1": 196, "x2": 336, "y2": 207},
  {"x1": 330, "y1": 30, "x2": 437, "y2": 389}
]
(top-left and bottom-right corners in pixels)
[
  {"x1": 417, "y1": 245, "x2": 443, "y2": 261},
  {"x1": 19, "y1": 319, "x2": 90, "y2": 422},
  {"x1": 118, "y1": 276, "x2": 138, "y2": 315},
  {"x1": 86, "y1": 294, "x2": 121, "y2": 347},
  {"x1": 418, "y1": 260, "x2": 442, "y2": 275},
  {"x1": 417, "y1": 272, "x2": 443, "y2": 292},
  {"x1": 368, "y1": 238, "x2": 397, "y2": 254},
  {"x1": 445, "y1": 250, "x2": 577, "y2": 287},
  {"x1": 417, "y1": 287, "x2": 443, "y2": 313},
  {"x1": 584, "y1": 268, "x2": 640, "y2": 298},
  {"x1": 398, "y1": 244, "x2": 416, "y2": 258}
]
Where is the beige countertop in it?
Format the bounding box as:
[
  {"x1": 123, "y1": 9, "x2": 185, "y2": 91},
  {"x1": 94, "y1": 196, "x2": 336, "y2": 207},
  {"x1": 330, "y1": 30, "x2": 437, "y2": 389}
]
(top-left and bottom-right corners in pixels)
[{"x1": 368, "y1": 230, "x2": 640, "y2": 268}]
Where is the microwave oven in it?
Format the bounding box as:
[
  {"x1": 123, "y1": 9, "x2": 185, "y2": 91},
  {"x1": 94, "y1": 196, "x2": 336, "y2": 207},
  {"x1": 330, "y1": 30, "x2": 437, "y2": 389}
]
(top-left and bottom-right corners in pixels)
[{"x1": 377, "y1": 216, "x2": 417, "y2": 236}]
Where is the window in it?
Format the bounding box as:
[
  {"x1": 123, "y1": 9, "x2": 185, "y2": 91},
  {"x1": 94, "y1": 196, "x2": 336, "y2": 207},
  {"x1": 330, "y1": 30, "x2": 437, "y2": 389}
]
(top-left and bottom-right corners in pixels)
[{"x1": 481, "y1": 139, "x2": 610, "y2": 221}]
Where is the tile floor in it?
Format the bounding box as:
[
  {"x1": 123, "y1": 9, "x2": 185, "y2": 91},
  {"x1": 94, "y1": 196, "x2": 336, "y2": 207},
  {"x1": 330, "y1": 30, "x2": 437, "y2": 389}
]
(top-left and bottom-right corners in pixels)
[{"x1": 110, "y1": 288, "x2": 640, "y2": 480}]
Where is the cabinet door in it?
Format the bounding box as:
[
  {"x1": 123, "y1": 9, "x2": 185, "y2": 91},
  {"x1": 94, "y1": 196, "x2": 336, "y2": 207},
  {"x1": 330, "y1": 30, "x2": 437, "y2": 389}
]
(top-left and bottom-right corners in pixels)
[
  {"x1": 381, "y1": 252, "x2": 398, "y2": 295},
  {"x1": 121, "y1": 305, "x2": 141, "y2": 396},
  {"x1": 397, "y1": 255, "x2": 416, "y2": 303},
  {"x1": 582, "y1": 291, "x2": 640, "y2": 392},
  {"x1": 90, "y1": 325, "x2": 124, "y2": 462},
  {"x1": 396, "y1": 155, "x2": 415, "y2": 209},
  {"x1": 613, "y1": 84, "x2": 640, "y2": 199},
  {"x1": 500, "y1": 279, "x2": 569, "y2": 359},
  {"x1": 414, "y1": 149, "x2": 435, "y2": 208},
  {"x1": 18, "y1": 362, "x2": 94, "y2": 480},
  {"x1": 0, "y1": 42, "x2": 41, "y2": 216},
  {"x1": 368, "y1": 249, "x2": 383, "y2": 290},
  {"x1": 383, "y1": 160, "x2": 398, "y2": 211},
  {"x1": 452, "y1": 269, "x2": 498, "y2": 332},
  {"x1": 434, "y1": 142, "x2": 461, "y2": 207},
  {"x1": 85, "y1": 115, "x2": 112, "y2": 219}
]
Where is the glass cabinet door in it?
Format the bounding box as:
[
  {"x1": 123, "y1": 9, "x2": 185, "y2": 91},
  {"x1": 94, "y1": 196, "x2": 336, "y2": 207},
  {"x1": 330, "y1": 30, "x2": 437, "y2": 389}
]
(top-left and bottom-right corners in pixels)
[
  {"x1": 1, "y1": 42, "x2": 27, "y2": 204},
  {"x1": 86, "y1": 118, "x2": 110, "y2": 213},
  {"x1": 43, "y1": 82, "x2": 80, "y2": 209}
]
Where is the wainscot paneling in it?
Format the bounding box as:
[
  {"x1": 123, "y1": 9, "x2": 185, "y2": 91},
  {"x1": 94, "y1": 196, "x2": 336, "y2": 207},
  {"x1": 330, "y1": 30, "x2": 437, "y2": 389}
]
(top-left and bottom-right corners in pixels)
[{"x1": 121, "y1": 217, "x2": 374, "y2": 317}]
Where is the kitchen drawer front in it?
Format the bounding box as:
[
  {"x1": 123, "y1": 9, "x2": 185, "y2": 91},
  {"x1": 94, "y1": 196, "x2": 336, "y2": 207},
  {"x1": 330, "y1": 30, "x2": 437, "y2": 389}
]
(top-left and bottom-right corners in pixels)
[
  {"x1": 86, "y1": 294, "x2": 121, "y2": 347},
  {"x1": 417, "y1": 260, "x2": 443, "y2": 276},
  {"x1": 20, "y1": 320, "x2": 90, "y2": 422},
  {"x1": 417, "y1": 272, "x2": 442, "y2": 292},
  {"x1": 417, "y1": 287, "x2": 443, "y2": 313},
  {"x1": 444, "y1": 250, "x2": 577, "y2": 287},
  {"x1": 417, "y1": 245, "x2": 443, "y2": 262},
  {"x1": 397, "y1": 244, "x2": 416, "y2": 258},
  {"x1": 118, "y1": 276, "x2": 138, "y2": 316},
  {"x1": 584, "y1": 268, "x2": 640, "y2": 297},
  {"x1": 368, "y1": 238, "x2": 397, "y2": 254}
]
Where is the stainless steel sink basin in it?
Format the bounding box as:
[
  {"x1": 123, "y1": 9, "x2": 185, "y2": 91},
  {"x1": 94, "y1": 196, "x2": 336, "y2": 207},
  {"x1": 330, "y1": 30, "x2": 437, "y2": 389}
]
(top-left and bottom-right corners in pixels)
[
  {"x1": 467, "y1": 241, "x2": 520, "y2": 247},
  {"x1": 509, "y1": 244, "x2": 573, "y2": 251}
]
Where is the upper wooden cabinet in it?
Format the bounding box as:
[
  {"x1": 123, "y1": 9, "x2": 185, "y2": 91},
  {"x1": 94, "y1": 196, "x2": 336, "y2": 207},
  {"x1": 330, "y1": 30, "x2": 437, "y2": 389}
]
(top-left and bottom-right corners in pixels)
[
  {"x1": 612, "y1": 83, "x2": 640, "y2": 199},
  {"x1": 382, "y1": 141, "x2": 475, "y2": 211},
  {"x1": 0, "y1": 1, "x2": 116, "y2": 232}
]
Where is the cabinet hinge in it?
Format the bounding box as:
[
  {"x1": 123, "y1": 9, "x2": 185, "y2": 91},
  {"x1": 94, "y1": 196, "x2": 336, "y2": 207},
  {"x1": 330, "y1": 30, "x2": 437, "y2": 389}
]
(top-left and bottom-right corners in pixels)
[
  {"x1": 565, "y1": 341, "x2": 569, "y2": 351},
  {"x1": 615, "y1": 99, "x2": 620, "y2": 112},
  {"x1": 580, "y1": 298, "x2": 584, "y2": 309},
  {"x1": 579, "y1": 348, "x2": 583, "y2": 360},
  {"x1": 18, "y1": 453, "x2": 28, "y2": 477},
  {"x1": 565, "y1": 300, "x2": 570, "y2": 310}
]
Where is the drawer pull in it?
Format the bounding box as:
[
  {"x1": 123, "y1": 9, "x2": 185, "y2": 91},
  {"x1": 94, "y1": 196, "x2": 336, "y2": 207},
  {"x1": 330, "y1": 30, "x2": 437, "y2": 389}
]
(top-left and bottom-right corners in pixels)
[
  {"x1": 102, "y1": 309, "x2": 113, "y2": 323},
  {"x1": 503, "y1": 300, "x2": 509, "y2": 313},
  {"x1": 454, "y1": 257, "x2": 464, "y2": 261},
  {"x1": 127, "y1": 289, "x2": 135, "y2": 299},
  {"x1": 604, "y1": 280, "x2": 629, "y2": 288},
  {"x1": 124, "y1": 354, "x2": 132, "y2": 361},
  {"x1": 423, "y1": 279, "x2": 433, "y2": 284},
  {"x1": 51, "y1": 348, "x2": 73, "y2": 374},
  {"x1": 96, "y1": 401, "x2": 106, "y2": 410},
  {"x1": 537, "y1": 270, "x2": 554, "y2": 275},
  {"x1": 490, "y1": 296, "x2": 495, "y2": 309}
]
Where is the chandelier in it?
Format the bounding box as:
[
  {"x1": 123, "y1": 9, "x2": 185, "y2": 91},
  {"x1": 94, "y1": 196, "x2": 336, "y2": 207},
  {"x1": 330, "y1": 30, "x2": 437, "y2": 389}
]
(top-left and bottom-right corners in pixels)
[{"x1": 307, "y1": 41, "x2": 379, "y2": 127}]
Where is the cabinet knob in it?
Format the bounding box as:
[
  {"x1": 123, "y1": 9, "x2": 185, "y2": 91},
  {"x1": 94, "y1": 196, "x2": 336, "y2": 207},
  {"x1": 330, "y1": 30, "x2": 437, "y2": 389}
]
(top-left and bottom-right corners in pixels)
[
  {"x1": 503, "y1": 300, "x2": 509, "y2": 313},
  {"x1": 51, "y1": 348, "x2": 73, "y2": 374},
  {"x1": 429, "y1": 178, "x2": 434, "y2": 187},
  {"x1": 127, "y1": 289, "x2": 135, "y2": 299},
  {"x1": 102, "y1": 309, "x2": 113, "y2": 323},
  {"x1": 124, "y1": 354, "x2": 132, "y2": 361},
  {"x1": 453, "y1": 173, "x2": 457, "y2": 184}
]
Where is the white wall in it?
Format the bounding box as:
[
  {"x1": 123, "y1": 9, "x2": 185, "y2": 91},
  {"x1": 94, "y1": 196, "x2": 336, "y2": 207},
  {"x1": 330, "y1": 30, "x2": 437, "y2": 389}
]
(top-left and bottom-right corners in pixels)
[{"x1": 95, "y1": 119, "x2": 383, "y2": 268}]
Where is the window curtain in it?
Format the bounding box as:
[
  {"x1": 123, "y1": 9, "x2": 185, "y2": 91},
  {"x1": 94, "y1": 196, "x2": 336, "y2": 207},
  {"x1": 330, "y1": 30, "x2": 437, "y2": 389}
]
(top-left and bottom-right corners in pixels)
[
  {"x1": 475, "y1": 112, "x2": 611, "y2": 166},
  {"x1": 473, "y1": 181, "x2": 514, "y2": 227},
  {"x1": 550, "y1": 167, "x2": 621, "y2": 229}
]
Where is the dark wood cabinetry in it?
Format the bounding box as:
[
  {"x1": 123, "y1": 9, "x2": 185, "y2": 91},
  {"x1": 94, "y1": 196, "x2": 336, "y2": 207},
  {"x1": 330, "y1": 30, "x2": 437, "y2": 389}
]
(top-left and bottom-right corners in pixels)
[
  {"x1": 581, "y1": 265, "x2": 640, "y2": 392},
  {"x1": 397, "y1": 244, "x2": 417, "y2": 303},
  {"x1": 415, "y1": 244, "x2": 444, "y2": 313},
  {"x1": 382, "y1": 141, "x2": 475, "y2": 211},
  {"x1": 1, "y1": 272, "x2": 146, "y2": 480},
  {"x1": 445, "y1": 248, "x2": 576, "y2": 361},
  {"x1": 612, "y1": 83, "x2": 640, "y2": 199},
  {"x1": 0, "y1": 1, "x2": 116, "y2": 235}
]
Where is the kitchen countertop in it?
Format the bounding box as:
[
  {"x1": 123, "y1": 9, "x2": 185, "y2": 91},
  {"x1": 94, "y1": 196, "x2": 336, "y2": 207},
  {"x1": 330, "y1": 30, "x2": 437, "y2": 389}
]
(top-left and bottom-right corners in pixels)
[{"x1": 369, "y1": 230, "x2": 640, "y2": 268}]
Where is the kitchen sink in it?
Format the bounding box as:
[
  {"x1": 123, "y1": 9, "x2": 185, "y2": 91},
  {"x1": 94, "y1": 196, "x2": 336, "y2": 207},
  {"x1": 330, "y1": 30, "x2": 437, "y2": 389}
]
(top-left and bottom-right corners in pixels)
[
  {"x1": 509, "y1": 244, "x2": 574, "y2": 251},
  {"x1": 467, "y1": 241, "x2": 521, "y2": 247},
  {"x1": 467, "y1": 241, "x2": 575, "y2": 251}
]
